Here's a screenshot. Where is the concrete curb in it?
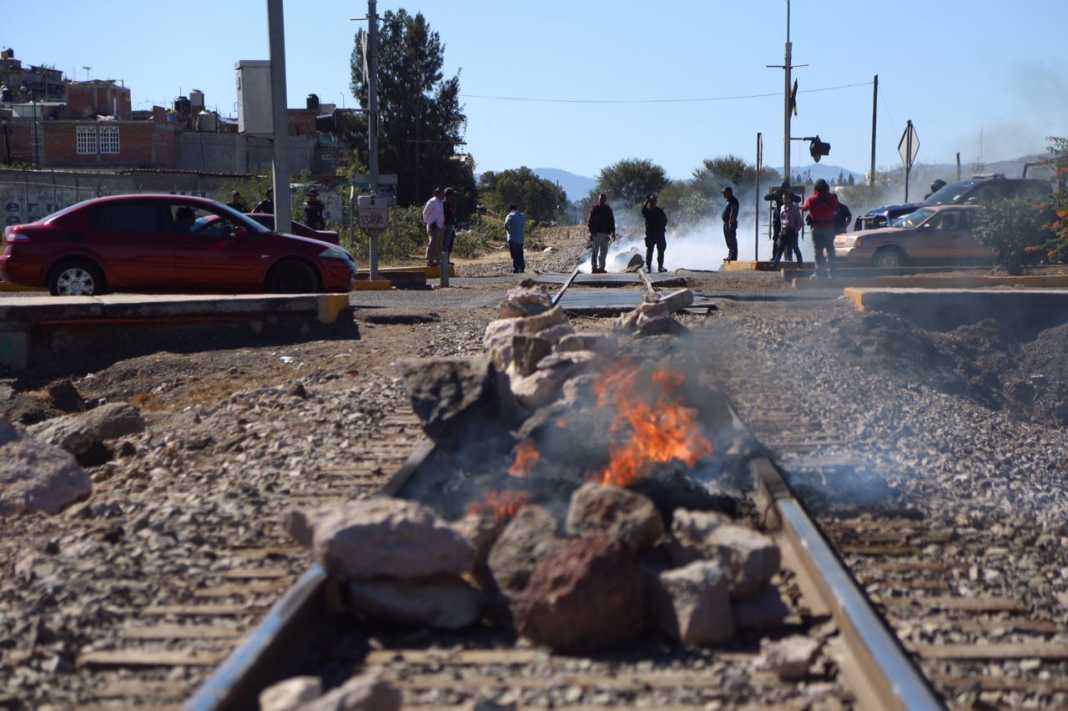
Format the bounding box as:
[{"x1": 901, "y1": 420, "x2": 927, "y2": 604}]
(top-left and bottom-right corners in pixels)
[
  {"x1": 843, "y1": 287, "x2": 1068, "y2": 331},
  {"x1": 721, "y1": 260, "x2": 814, "y2": 273},
  {"x1": 352, "y1": 280, "x2": 392, "y2": 291},
  {"x1": 797, "y1": 275, "x2": 1068, "y2": 290}
]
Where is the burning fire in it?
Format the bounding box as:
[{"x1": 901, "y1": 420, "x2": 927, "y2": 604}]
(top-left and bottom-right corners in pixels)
[
  {"x1": 467, "y1": 490, "x2": 531, "y2": 522},
  {"x1": 594, "y1": 365, "x2": 713, "y2": 488},
  {"x1": 509, "y1": 439, "x2": 540, "y2": 478}
]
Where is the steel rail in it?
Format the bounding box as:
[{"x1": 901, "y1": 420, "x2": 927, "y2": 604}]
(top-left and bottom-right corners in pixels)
[
  {"x1": 550, "y1": 265, "x2": 582, "y2": 308},
  {"x1": 636, "y1": 266, "x2": 657, "y2": 300},
  {"x1": 751, "y1": 457, "x2": 944, "y2": 711}
]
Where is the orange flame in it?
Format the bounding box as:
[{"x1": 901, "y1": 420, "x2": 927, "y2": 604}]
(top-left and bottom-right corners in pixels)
[
  {"x1": 594, "y1": 366, "x2": 713, "y2": 488},
  {"x1": 509, "y1": 440, "x2": 540, "y2": 477},
  {"x1": 467, "y1": 490, "x2": 531, "y2": 522}
]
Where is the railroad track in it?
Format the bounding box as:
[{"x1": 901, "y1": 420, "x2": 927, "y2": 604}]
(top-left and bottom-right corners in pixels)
[{"x1": 66, "y1": 411, "x2": 427, "y2": 711}]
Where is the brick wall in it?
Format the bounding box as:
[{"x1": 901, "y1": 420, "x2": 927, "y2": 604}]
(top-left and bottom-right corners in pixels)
[
  {"x1": 37, "y1": 121, "x2": 177, "y2": 169},
  {"x1": 67, "y1": 84, "x2": 132, "y2": 119}
]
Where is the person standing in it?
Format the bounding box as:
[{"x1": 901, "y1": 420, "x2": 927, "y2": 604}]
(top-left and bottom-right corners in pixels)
[
  {"x1": 303, "y1": 189, "x2": 326, "y2": 230},
  {"x1": 442, "y1": 187, "x2": 457, "y2": 255},
  {"x1": 226, "y1": 191, "x2": 248, "y2": 212},
  {"x1": 721, "y1": 187, "x2": 739, "y2": 261},
  {"x1": 834, "y1": 200, "x2": 852, "y2": 235},
  {"x1": 765, "y1": 184, "x2": 786, "y2": 263},
  {"x1": 641, "y1": 194, "x2": 668, "y2": 272},
  {"x1": 422, "y1": 187, "x2": 445, "y2": 267},
  {"x1": 773, "y1": 188, "x2": 803, "y2": 269},
  {"x1": 504, "y1": 204, "x2": 527, "y2": 274},
  {"x1": 802, "y1": 179, "x2": 839, "y2": 278},
  {"x1": 586, "y1": 193, "x2": 615, "y2": 274},
  {"x1": 253, "y1": 189, "x2": 274, "y2": 214}
]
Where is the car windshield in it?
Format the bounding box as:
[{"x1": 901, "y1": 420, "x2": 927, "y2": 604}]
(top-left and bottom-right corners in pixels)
[
  {"x1": 891, "y1": 207, "x2": 936, "y2": 229},
  {"x1": 924, "y1": 180, "x2": 975, "y2": 205},
  {"x1": 212, "y1": 202, "x2": 270, "y2": 233}
]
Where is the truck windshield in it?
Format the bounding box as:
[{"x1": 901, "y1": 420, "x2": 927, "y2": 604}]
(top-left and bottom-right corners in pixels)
[
  {"x1": 891, "y1": 208, "x2": 935, "y2": 229},
  {"x1": 923, "y1": 181, "x2": 975, "y2": 205}
]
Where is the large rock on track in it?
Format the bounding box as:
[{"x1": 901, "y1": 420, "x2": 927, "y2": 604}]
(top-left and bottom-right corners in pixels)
[
  {"x1": 565, "y1": 483, "x2": 664, "y2": 551},
  {"x1": 650, "y1": 560, "x2": 735, "y2": 647},
  {"x1": 486, "y1": 505, "x2": 562, "y2": 599},
  {"x1": 28, "y1": 402, "x2": 145, "y2": 457},
  {"x1": 0, "y1": 419, "x2": 91, "y2": 517},
  {"x1": 398, "y1": 357, "x2": 507, "y2": 443},
  {"x1": 347, "y1": 576, "x2": 483, "y2": 630},
  {"x1": 514, "y1": 533, "x2": 644, "y2": 652},
  {"x1": 313, "y1": 498, "x2": 475, "y2": 580}
]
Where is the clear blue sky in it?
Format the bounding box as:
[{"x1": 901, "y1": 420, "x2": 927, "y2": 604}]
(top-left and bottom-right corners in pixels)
[{"x1": 5, "y1": 0, "x2": 1067, "y2": 179}]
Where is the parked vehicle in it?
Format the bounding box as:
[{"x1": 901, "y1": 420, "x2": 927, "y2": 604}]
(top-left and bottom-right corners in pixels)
[
  {"x1": 0, "y1": 194, "x2": 357, "y2": 296},
  {"x1": 245, "y1": 213, "x2": 340, "y2": 245},
  {"x1": 853, "y1": 174, "x2": 1053, "y2": 231},
  {"x1": 835, "y1": 205, "x2": 990, "y2": 267}
]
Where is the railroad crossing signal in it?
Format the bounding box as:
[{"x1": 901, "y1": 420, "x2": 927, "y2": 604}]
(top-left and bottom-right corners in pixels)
[{"x1": 898, "y1": 120, "x2": 920, "y2": 169}]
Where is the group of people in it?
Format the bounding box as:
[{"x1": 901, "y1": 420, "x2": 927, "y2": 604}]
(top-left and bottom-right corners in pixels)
[
  {"x1": 583, "y1": 191, "x2": 670, "y2": 274},
  {"x1": 225, "y1": 188, "x2": 327, "y2": 230}
]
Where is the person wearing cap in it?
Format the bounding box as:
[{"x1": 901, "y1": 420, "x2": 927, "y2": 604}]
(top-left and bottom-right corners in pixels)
[
  {"x1": 802, "y1": 178, "x2": 840, "y2": 278},
  {"x1": 226, "y1": 191, "x2": 248, "y2": 213},
  {"x1": 422, "y1": 187, "x2": 446, "y2": 267},
  {"x1": 641, "y1": 194, "x2": 668, "y2": 272},
  {"x1": 303, "y1": 189, "x2": 326, "y2": 230},
  {"x1": 721, "y1": 187, "x2": 740, "y2": 261},
  {"x1": 586, "y1": 193, "x2": 616, "y2": 274},
  {"x1": 253, "y1": 189, "x2": 274, "y2": 214}
]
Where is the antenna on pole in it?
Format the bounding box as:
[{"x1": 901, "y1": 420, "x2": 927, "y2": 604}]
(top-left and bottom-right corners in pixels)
[{"x1": 82, "y1": 66, "x2": 91, "y2": 81}]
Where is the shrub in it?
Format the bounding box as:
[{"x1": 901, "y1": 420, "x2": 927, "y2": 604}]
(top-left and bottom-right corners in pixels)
[
  {"x1": 340, "y1": 206, "x2": 498, "y2": 264},
  {"x1": 1036, "y1": 191, "x2": 1068, "y2": 265},
  {"x1": 973, "y1": 197, "x2": 1054, "y2": 274}
]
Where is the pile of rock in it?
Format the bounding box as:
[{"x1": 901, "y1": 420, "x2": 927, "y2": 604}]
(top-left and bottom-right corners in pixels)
[{"x1": 292, "y1": 480, "x2": 784, "y2": 654}]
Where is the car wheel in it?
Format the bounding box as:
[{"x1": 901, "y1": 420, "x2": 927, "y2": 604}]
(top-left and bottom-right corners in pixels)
[
  {"x1": 266, "y1": 260, "x2": 320, "y2": 294},
  {"x1": 872, "y1": 248, "x2": 905, "y2": 269},
  {"x1": 49, "y1": 260, "x2": 106, "y2": 296}
]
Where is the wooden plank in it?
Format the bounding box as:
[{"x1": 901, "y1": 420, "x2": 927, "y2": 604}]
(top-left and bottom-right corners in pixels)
[
  {"x1": 221, "y1": 567, "x2": 289, "y2": 579},
  {"x1": 915, "y1": 642, "x2": 1068, "y2": 660},
  {"x1": 841, "y1": 545, "x2": 915, "y2": 557},
  {"x1": 381, "y1": 671, "x2": 730, "y2": 691},
  {"x1": 193, "y1": 581, "x2": 285, "y2": 598},
  {"x1": 913, "y1": 618, "x2": 1061, "y2": 635},
  {"x1": 882, "y1": 596, "x2": 1026, "y2": 613},
  {"x1": 231, "y1": 546, "x2": 303, "y2": 560},
  {"x1": 141, "y1": 604, "x2": 266, "y2": 617},
  {"x1": 123, "y1": 624, "x2": 243, "y2": 640},
  {"x1": 931, "y1": 673, "x2": 1068, "y2": 693},
  {"x1": 366, "y1": 649, "x2": 546, "y2": 665},
  {"x1": 867, "y1": 560, "x2": 950, "y2": 573},
  {"x1": 78, "y1": 649, "x2": 225, "y2": 667},
  {"x1": 92, "y1": 680, "x2": 190, "y2": 699}
]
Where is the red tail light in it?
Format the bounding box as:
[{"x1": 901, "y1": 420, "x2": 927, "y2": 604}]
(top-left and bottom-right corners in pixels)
[{"x1": 4, "y1": 227, "x2": 29, "y2": 243}]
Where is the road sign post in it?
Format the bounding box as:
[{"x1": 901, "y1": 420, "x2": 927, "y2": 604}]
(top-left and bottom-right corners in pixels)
[{"x1": 898, "y1": 120, "x2": 920, "y2": 203}]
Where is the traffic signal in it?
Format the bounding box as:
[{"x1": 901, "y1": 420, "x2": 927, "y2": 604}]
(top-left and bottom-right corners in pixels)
[{"x1": 809, "y1": 136, "x2": 831, "y2": 163}]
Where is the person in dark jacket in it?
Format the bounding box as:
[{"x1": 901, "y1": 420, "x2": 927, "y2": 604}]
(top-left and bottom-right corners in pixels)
[
  {"x1": 641, "y1": 194, "x2": 668, "y2": 272},
  {"x1": 303, "y1": 189, "x2": 326, "y2": 230},
  {"x1": 925, "y1": 179, "x2": 947, "y2": 200},
  {"x1": 586, "y1": 193, "x2": 615, "y2": 273},
  {"x1": 253, "y1": 189, "x2": 274, "y2": 214},
  {"x1": 834, "y1": 201, "x2": 852, "y2": 235},
  {"x1": 226, "y1": 191, "x2": 248, "y2": 212},
  {"x1": 442, "y1": 187, "x2": 457, "y2": 254},
  {"x1": 721, "y1": 187, "x2": 739, "y2": 261}
]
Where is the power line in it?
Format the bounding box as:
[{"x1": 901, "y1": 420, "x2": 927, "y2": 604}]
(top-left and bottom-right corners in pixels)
[{"x1": 459, "y1": 80, "x2": 872, "y2": 105}]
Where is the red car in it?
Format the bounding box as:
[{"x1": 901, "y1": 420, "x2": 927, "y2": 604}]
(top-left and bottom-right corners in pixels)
[
  {"x1": 0, "y1": 194, "x2": 357, "y2": 295},
  {"x1": 246, "y1": 213, "x2": 340, "y2": 245}
]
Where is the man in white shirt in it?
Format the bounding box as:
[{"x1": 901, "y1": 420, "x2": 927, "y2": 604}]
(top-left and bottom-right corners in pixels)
[{"x1": 422, "y1": 187, "x2": 445, "y2": 267}]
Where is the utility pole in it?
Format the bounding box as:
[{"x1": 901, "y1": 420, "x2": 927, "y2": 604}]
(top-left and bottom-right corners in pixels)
[
  {"x1": 754, "y1": 132, "x2": 762, "y2": 262},
  {"x1": 267, "y1": 0, "x2": 292, "y2": 233},
  {"x1": 869, "y1": 75, "x2": 878, "y2": 187},
  {"x1": 367, "y1": 0, "x2": 381, "y2": 280},
  {"x1": 766, "y1": 0, "x2": 805, "y2": 186},
  {"x1": 956, "y1": 152, "x2": 961, "y2": 181}
]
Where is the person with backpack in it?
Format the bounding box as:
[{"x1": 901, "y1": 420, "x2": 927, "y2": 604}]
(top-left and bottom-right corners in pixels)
[
  {"x1": 641, "y1": 194, "x2": 668, "y2": 272},
  {"x1": 802, "y1": 179, "x2": 839, "y2": 278}
]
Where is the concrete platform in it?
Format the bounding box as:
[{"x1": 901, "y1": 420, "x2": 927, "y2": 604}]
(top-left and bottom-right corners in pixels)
[
  {"x1": 0, "y1": 293, "x2": 354, "y2": 370},
  {"x1": 843, "y1": 287, "x2": 1068, "y2": 332},
  {"x1": 533, "y1": 272, "x2": 687, "y2": 288},
  {"x1": 795, "y1": 274, "x2": 1068, "y2": 290},
  {"x1": 721, "y1": 261, "x2": 815, "y2": 272}
]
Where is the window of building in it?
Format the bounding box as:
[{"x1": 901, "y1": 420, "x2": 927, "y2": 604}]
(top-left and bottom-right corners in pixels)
[
  {"x1": 76, "y1": 126, "x2": 97, "y2": 155},
  {"x1": 99, "y1": 126, "x2": 120, "y2": 154}
]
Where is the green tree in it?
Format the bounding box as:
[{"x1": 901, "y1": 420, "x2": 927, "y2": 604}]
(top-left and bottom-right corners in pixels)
[
  {"x1": 349, "y1": 9, "x2": 475, "y2": 215},
  {"x1": 693, "y1": 155, "x2": 780, "y2": 197},
  {"x1": 596, "y1": 158, "x2": 668, "y2": 207},
  {"x1": 478, "y1": 167, "x2": 566, "y2": 223}
]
